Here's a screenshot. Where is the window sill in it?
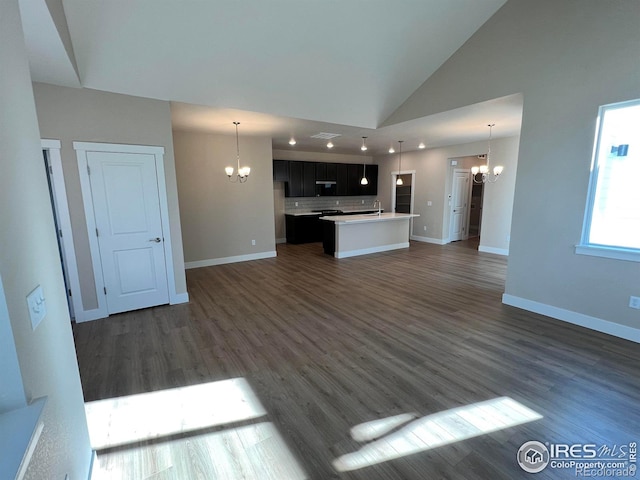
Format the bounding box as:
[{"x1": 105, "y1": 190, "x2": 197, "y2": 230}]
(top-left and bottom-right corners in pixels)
[{"x1": 575, "y1": 244, "x2": 640, "y2": 262}]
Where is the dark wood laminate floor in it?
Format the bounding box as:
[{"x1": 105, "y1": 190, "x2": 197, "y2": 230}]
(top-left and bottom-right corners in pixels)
[{"x1": 74, "y1": 240, "x2": 640, "y2": 479}]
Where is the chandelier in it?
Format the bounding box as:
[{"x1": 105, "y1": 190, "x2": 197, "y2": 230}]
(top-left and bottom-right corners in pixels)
[
  {"x1": 225, "y1": 122, "x2": 250, "y2": 183},
  {"x1": 471, "y1": 124, "x2": 503, "y2": 184}
]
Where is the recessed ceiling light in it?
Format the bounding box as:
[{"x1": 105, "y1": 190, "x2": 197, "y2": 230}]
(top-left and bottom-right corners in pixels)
[
  {"x1": 418, "y1": 142, "x2": 426, "y2": 149},
  {"x1": 388, "y1": 147, "x2": 395, "y2": 154},
  {"x1": 289, "y1": 138, "x2": 296, "y2": 146},
  {"x1": 327, "y1": 141, "x2": 334, "y2": 149}
]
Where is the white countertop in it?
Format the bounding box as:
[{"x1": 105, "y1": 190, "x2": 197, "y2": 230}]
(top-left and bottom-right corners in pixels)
[{"x1": 320, "y1": 212, "x2": 419, "y2": 224}]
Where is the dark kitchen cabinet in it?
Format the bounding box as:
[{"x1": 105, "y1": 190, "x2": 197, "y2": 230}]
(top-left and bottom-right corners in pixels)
[
  {"x1": 303, "y1": 162, "x2": 316, "y2": 197},
  {"x1": 285, "y1": 214, "x2": 322, "y2": 243},
  {"x1": 281, "y1": 160, "x2": 377, "y2": 197},
  {"x1": 363, "y1": 164, "x2": 378, "y2": 196},
  {"x1": 273, "y1": 160, "x2": 289, "y2": 182},
  {"x1": 336, "y1": 164, "x2": 349, "y2": 196},
  {"x1": 316, "y1": 162, "x2": 337, "y2": 181},
  {"x1": 287, "y1": 161, "x2": 304, "y2": 197},
  {"x1": 315, "y1": 163, "x2": 326, "y2": 181},
  {"x1": 347, "y1": 164, "x2": 361, "y2": 196}
]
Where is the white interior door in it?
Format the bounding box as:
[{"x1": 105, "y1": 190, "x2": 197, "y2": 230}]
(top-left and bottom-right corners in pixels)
[
  {"x1": 450, "y1": 169, "x2": 470, "y2": 242},
  {"x1": 88, "y1": 151, "x2": 169, "y2": 314}
]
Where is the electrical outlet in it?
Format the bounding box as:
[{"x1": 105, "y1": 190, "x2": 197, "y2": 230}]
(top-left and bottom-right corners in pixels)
[
  {"x1": 427, "y1": 201, "x2": 432, "y2": 206},
  {"x1": 423, "y1": 226, "x2": 427, "y2": 231},
  {"x1": 629, "y1": 296, "x2": 640, "y2": 309},
  {"x1": 361, "y1": 200, "x2": 364, "y2": 204},
  {"x1": 295, "y1": 201, "x2": 298, "y2": 207},
  {"x1": 336, "y1": 200, "x2": 339, "y2": 205},
  {"x1": 251, "y1": 239, "x2": 256, "y2": 246}
]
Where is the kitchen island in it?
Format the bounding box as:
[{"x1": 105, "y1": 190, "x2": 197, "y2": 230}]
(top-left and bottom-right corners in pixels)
[{"x1": 320, "y1": 212, "x2": 418, "y2": 258}]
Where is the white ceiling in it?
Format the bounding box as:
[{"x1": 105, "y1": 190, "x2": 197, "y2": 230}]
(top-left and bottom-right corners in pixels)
[{"x1": 21, "y1": 0, "x2": 521, "y2": 155}]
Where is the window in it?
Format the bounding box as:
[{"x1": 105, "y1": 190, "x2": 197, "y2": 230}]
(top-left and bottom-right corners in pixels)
[{"x1": 577, "y1": 99, "x2": 640, "y2": 261}]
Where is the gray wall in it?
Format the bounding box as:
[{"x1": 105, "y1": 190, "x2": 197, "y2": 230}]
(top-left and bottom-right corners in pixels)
[
  {"x1": 173, "y1": 130, "x2": 276, "y2": 265},
  {"x1": 0, "y1": 1, "x2": 92, "y2": 477},
  {"x1": 375, "y1": 136, "x2": 519, "y2": 252},
  {"x1": 386, "y1": 0, "x2": 640, "y2": 329},
  {"x1": 32, "y1": 83, "x2": 188, "y2": 311}
]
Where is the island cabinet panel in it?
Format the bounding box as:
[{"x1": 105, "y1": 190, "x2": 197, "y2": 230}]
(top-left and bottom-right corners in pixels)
[
  {"x1": 287, "y1": 161, "x2": 304, "y2": 197},
  {"x1": 336, "y1": 164, "x2": 349, "y2": 196},
  {"x1": 303, "y1": 162, "x2": 316, "y2": 197},
  {"x1": 273, "y1": 160, "x2": 289, "y2": 182}
]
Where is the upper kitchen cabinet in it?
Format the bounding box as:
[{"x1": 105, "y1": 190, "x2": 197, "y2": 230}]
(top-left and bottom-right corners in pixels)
[
  {"x1": 347, "y1": 164, "x2": 361, "y2": 196},
  {"x1": 303, "y1": 162, "x2": 316, "y2": 197},
  {"x1": 287, "y1": 161, "x2": 304, "y2": 197},
  {"x1": 336, "y1": 164, "x2": 348, "y2": 196},
  {"x1": 362, "y1": 164, "x2": 378, "y2": 196},
  {"x1": 273, "y1": 159, "x2": 289, "y2": 182},
  {"x1": 316, "y1": 163, "x2": 337, "y2": 182},
  {"x1": 277, "y1": 160, "x2": 378, "y2": 197}
]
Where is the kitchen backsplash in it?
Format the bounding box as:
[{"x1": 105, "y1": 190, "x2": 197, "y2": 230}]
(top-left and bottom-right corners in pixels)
[{"x1": 285, "y1": 196, "x2": 378, "y2": 213}]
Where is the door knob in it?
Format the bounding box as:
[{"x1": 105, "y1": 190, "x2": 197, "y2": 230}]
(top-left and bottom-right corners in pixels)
[{"x1": 149, "y1": 237, "x2": 161, "y2": 243}]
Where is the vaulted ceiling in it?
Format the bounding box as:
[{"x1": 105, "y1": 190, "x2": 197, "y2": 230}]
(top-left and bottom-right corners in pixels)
[{"x1": 20, "y1": 0, "x2": 522, "y2": 154}]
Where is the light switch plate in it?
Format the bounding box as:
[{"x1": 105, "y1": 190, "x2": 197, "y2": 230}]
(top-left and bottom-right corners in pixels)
[{"x1": 26, "y1": 285, "x2": 46, "y2": 330}]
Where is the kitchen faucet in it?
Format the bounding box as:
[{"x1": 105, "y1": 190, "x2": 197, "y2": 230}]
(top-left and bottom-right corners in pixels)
[{"x1": 373, "y1": 199, "x2": 381, "y2": 215}]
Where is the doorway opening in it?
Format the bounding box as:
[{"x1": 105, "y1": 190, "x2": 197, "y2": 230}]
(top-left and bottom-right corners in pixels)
[
  {"x1": 43, "y1": 149, "x2": 74, "y2": 319},
  {"x1": 469, "y1": 183, "x2": 484, "y2": 238},
  {"x1": 391, "y1": 170, "x2": 416, "y2": 236},
  {"x1": 394, "y1": 175, "x2": 412, "y2": 213}
]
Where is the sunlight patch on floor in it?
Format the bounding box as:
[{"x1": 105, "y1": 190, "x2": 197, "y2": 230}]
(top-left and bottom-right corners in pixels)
[
  {"x1": 92, "y1": 421, "x2": 308, "y2": 480},
  {"x1": 85, "y1": 378, "x2": 267, "y2": 450},
  {"x1": 333, "y1": 396, "x2": 542, "y2": 472}
]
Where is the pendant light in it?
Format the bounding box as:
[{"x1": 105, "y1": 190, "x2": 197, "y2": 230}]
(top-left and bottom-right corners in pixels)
[
  {"x1": 360, "y1": 163, "x2": 369, "y2": 186},
  {"x1": 396, "y1": 141, "x2": 404, "y2": 186},
  {"x1": 359, "y1": 137, "x2": 369, "y2": 185},
  {"x1": 471, "y1": 124, "x2": 503, "y2": 184},
  {"x1": 225, "y1": 122, "x2": 250, "y2": 183}
]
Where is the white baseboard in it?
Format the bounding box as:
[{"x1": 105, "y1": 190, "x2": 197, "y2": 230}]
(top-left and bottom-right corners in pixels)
[
  {"x1": 502, "y1": 294, "x2": 640, "y2": 344},
  {"x1": 185, "y1": 251, "x2": 277, "y2": 269},
  {"x1": 74, "y1": 308, "x2": 107, "y2": 323},
  {"x1": 410, "y1": 235, "x2": 447, "y2": 245},
  {"x1": 479, "y1": 245, "x2": 509, "y2": 256},
  {"x1": 170, "y1": 292, "x2": 189, "y2": 305},
  {"x1": 335, "y1": 242, "x2": 409, "y2": 259}
]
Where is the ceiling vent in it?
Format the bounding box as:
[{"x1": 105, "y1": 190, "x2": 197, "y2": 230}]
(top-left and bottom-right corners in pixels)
[{"x1": 311, "y1": 132, "x2": 342, "y2": 140}]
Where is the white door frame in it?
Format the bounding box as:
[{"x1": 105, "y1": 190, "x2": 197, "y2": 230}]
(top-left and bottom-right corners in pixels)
[
  {"x1": 391, "y1": 169, "x2": 416, "y2": 233},
  {"x1": 42, "y1": 139, "x2": 84, "y2": 321},
  {"x1": 74, "y1": 142, "x2": 180, "y2": 321}
]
